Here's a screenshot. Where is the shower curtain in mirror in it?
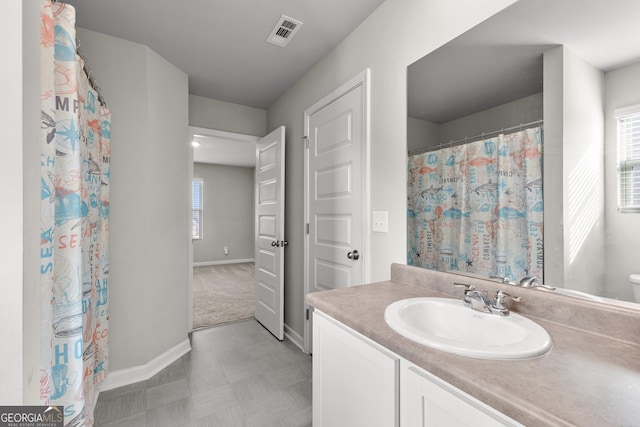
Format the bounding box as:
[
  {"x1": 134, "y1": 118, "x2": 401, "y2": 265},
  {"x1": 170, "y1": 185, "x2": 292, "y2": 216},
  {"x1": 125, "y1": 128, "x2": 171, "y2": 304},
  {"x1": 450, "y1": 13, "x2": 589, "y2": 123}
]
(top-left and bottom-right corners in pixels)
[
  {"x1": 408, "y1": 127, "x2": 543, "y2": 281},
  {"x1": 40, "y1": 1, "x2": 110, "y2": 425}
]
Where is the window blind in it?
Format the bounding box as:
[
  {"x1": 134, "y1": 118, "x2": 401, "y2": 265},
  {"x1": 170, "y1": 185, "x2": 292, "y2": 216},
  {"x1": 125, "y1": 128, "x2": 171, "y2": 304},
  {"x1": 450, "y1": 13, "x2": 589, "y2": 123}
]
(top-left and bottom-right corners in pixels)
[{"x1": 617, "y1": 106, "x2": 640, "y2": 212}]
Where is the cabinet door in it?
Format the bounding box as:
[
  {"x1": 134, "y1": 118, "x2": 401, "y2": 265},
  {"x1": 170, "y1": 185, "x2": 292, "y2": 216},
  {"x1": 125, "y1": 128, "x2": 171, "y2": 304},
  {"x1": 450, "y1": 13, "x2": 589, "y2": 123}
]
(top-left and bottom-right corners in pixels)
[
  {"x1": 401, "y1": 361, "x2": 523, "y2": 427},
  {"x1": 313, "y1": 311, "x2": 399, "y2": 427}
]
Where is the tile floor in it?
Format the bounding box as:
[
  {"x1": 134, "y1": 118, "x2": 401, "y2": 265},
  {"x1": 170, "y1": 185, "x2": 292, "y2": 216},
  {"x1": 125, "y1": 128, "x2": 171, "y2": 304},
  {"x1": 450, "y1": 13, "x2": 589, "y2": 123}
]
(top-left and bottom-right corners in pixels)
[{"x1": 94, "y1": 319, "x2": 312, "y2": 427}]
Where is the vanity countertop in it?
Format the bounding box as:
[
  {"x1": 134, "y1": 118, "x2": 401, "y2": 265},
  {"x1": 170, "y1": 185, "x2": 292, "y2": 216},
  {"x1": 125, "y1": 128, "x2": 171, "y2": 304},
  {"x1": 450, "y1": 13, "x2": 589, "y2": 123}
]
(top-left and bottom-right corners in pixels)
[{"x1": 306, "y1": 279, "x2": 640, "y2": 426}]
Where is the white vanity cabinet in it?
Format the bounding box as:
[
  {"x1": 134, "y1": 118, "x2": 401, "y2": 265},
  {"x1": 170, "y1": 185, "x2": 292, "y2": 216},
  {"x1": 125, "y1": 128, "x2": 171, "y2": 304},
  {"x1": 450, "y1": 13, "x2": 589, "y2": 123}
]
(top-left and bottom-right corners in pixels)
[
  {"x1": 313, "y1": 310, "x2": 400, "y2": 427},
  {"x1": 401, "y1": 360, "x2": 523, "y2": 427},
  {"x1": 313, "y1": 310, "x2": 523, "y2": 427}
]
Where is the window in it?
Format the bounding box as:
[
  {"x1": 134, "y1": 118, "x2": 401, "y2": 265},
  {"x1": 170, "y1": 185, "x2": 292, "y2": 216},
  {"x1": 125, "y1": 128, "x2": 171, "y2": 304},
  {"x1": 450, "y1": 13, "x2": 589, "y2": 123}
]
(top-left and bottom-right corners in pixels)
[
  {"x1": 192, "y1": 178, "x2": 203, "y2": 239},
  {"x1": 617, "y1": 105, "x2": 640, "y2": 212}
]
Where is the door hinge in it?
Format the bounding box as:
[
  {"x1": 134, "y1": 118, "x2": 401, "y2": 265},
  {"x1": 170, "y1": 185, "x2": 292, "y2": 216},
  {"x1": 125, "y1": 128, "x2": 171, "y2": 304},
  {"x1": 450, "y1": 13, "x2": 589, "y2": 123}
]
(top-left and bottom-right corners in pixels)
[
  {"x1": 306, "y1": 223, "x2": 310, "y2": 234},
  {"x1": 304, "y1": 136, "x2": 309, "y2": 149},
  {"x1": 306, "y1": 308, "x2": 310, "y2": 320}
]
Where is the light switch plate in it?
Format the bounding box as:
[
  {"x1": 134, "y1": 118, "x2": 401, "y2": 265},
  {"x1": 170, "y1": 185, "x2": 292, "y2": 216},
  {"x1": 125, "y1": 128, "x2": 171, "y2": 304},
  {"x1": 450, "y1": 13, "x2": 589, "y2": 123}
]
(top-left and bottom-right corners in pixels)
[{"x1": 372, "y1": 211, "x2": 388, "y2": 232}]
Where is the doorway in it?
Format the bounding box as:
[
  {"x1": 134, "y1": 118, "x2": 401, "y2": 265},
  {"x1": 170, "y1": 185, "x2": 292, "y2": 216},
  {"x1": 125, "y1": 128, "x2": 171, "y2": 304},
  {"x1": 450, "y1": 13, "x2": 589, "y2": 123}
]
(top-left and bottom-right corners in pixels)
[{"x1": 189, "y1": 127, "x2": 259, "y2": 330}]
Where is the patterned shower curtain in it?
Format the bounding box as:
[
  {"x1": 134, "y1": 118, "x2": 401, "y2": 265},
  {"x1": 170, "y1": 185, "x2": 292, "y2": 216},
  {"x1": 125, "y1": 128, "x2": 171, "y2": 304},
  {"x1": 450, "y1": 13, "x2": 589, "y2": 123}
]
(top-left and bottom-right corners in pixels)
[
  {"x1": 40, "y1": 1, "x2": 110, "y2": 425},
  {"x1": 408, "y1": 127, "x2": 543, "y2": 281}
]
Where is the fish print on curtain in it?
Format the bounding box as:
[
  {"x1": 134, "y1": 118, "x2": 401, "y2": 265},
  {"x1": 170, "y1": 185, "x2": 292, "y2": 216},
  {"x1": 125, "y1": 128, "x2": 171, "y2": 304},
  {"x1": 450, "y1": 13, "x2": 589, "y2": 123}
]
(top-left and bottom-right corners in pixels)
[
  {"x1": 40, "y1": 0, "x2": 110, "y2": 425},
  {"x1": 408, "y1": 127, "x2": 543, "y2": 281}
]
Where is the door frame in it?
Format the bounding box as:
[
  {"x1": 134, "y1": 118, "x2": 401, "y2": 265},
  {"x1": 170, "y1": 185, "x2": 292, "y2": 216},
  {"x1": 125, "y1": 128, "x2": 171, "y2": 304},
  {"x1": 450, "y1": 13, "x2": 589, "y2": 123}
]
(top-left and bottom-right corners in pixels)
[
  {"x1": 302, "y1": 69, "x2": 371, "y2": 353},
  {"x1": 188, "y1": 126, "x2": 260, "y2": 333}
]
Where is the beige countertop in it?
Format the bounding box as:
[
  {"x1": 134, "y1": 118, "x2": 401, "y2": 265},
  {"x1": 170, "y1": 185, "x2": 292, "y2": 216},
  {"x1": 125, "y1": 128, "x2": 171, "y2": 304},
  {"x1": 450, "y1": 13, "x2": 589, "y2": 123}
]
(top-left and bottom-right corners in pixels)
[{"x1": 306, "y1": 279, "x2": 640, "y2": 427}]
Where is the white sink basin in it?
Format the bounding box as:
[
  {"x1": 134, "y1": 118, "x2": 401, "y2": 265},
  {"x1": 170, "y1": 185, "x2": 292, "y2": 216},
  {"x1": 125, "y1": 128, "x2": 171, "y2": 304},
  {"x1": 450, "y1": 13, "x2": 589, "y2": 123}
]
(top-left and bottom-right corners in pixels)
[{"x1": 384, "y1": 297, "x2": 552, "y2": 360}]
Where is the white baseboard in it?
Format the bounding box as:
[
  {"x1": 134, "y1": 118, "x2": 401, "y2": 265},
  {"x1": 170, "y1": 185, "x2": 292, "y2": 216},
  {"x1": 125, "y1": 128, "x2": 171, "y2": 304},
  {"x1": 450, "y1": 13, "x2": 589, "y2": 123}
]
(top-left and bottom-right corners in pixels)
[
  {"x1": 193, "y1": 258, "x2": 254, "y2": 267},
  {"x1": 284, "y1": 323, "x2": 306, "y2": 353},
  {"x1": 99, "y1": 339, "x2": 191, "y2": 391}
]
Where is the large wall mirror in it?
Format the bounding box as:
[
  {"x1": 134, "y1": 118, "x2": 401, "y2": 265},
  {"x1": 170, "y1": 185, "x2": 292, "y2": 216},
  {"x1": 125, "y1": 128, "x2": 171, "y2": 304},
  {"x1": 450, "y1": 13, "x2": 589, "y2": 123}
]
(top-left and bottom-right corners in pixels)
[{"x1": 407, "y1": 0, "x2": 640, "y2": 308}]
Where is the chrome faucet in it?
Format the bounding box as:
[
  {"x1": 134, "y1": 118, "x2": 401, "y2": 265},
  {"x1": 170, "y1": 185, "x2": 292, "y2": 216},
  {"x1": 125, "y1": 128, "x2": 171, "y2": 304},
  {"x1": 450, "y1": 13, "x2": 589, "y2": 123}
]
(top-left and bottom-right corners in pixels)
[
  {"x1": 454, "y1": 283, "x2": 521, "y2": 316},
  {"x1": 518, "y1": 276, "x2": 555, "y2": 290},
  {"x1": 466, "y1": 289, "x2": 494, "y2": 313}
]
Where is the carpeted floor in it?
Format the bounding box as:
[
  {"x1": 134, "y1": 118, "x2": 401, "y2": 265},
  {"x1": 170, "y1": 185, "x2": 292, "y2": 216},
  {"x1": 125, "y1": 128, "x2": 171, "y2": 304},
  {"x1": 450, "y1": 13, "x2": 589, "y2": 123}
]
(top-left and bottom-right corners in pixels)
[{"x1": 192, "y1": 262, "x2": 255, "y2": 330}]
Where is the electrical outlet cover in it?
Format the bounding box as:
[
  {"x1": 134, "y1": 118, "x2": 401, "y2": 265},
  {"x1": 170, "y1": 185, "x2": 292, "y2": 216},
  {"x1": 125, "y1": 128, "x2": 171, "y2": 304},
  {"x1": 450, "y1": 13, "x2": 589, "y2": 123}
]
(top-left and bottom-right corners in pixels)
[{"x1": 372, "y1": 211, "x2": 388, "y2": 232}]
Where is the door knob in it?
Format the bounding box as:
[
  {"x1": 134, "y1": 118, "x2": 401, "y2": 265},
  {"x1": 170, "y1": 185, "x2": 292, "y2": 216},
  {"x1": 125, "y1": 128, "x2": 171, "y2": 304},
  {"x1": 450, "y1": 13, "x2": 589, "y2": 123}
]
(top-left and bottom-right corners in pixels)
[
  {"x1": 271, "y1": 241, "x2": 279, "y2": 247},
  {"x1": 347, "y1": 250, "x2": 360, "y2": 260}
]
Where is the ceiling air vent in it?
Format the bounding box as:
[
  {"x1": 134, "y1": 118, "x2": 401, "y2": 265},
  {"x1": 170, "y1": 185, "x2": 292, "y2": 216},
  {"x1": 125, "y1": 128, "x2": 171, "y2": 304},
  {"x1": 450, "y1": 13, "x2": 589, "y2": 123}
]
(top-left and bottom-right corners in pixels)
[{"x1": 266, "y1": 15, "x2": 303, "y2": 47}]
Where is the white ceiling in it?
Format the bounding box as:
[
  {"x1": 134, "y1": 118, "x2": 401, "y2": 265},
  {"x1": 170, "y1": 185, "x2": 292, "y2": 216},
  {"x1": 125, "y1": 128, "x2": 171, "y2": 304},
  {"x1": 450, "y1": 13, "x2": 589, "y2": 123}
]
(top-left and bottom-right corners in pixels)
[
  {"x1": 408, "y1": 0, "x2": 640, "y2": 123},
  {"x1": 65, "y1": 0, "x2": 386, "y2": 110}
]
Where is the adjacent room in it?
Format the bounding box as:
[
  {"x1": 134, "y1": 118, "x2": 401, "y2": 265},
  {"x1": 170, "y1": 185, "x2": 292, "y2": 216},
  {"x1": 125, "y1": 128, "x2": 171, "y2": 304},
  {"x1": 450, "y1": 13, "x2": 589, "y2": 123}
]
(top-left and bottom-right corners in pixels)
[{"x1": 191, "y1": 129, "x2": 258, "y2": 330}]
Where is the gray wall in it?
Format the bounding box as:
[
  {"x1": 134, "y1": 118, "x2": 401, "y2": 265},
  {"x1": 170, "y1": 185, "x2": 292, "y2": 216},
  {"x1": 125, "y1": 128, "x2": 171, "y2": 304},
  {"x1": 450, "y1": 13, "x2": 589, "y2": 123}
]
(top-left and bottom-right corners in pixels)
[
  {"x1": 1, "y1": 2, "x2": 23, "y2": 402},
  {"x1": 561, "y1": 48, "x2": 605, "y2": 295},
  {"x1": 440, "y1": 93, "x2": 543, "y2": 144},
  {"x1": 604, "y1": 61, "x2": 640, "y2": 301},
  {"x1": 193, "y1": 163, "x2": 255, "y2": 263},
  {"x1": 22, "y1": 0, "x2": 42, "y2": 403},
  {"x1": 408, "y1": 93, "x2": 543, "y2": 152},
  {"x1": 1, "y1": 0, "x2": 40, "y2": 403},
  {"x1": 267, "y1": 0, "x2": 517, "y2": 335},
  {"x1": 189, "y1": 95, "x2": 267, "y2": 136},
  {"x1": 543, "y1": 46, "x2": 605, "y2": 294},
  {"x1": 77, "y1": 29, "x2": 190, "y2": 371},
  {"x1": 543, "y1": 47, "x2": 565, "y2": 286},
  {"x1": 407, "y1": 117, "x2": 440, "y2": 153}
]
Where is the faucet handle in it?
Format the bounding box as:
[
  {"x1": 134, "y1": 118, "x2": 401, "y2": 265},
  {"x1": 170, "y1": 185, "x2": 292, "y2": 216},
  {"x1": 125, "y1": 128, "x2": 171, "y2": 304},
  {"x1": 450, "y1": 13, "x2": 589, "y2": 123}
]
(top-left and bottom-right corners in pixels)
[
  {"x1": 454, "y1": 283, "x2": 476, "y2": 305},
  {"x1": 493, "y1": 290, "x2": 521, "y2": 311},
  {"x1": 454, "y1": 282, "x2": 475, "y2": 292},
  {"x1": 519, "y1": 276, "x2": 556, "y2": 290},
  {"x1": 489, "y1": 275, "x2": 519, "y2": 286}
]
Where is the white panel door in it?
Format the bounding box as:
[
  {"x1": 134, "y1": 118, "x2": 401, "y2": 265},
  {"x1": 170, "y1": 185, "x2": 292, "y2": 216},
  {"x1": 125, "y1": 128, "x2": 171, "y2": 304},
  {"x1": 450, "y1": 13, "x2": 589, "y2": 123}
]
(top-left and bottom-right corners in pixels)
[
  {"x1": 308, "y1": 84, "x2": 365, "y2": 293},
  {"x1": 255, "y1": 126, "x2": 285, "y2": 340},
  {"x1": 304, "y1": 70, "x2": 369, "y2": 353}
]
